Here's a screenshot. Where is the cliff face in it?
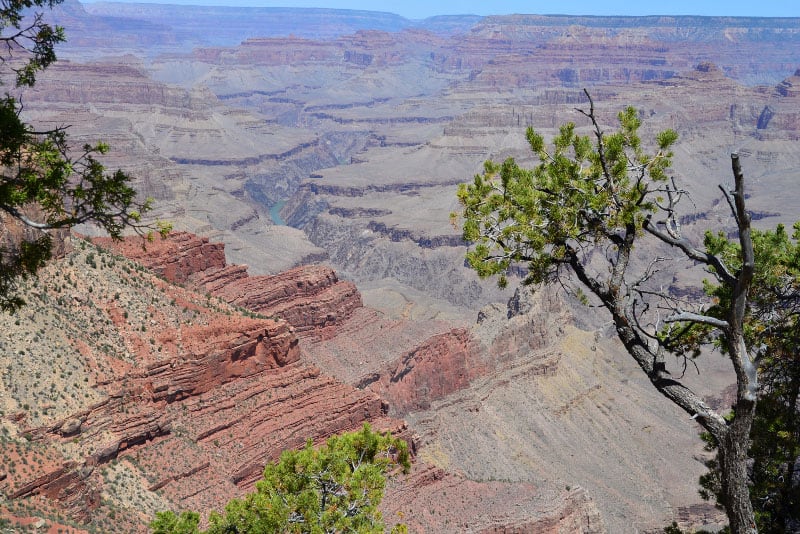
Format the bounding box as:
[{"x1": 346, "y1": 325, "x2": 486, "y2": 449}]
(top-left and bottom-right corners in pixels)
[
  {"x1": 80, "y1": 232, "x2": 614, "y2": 532},
  {"x1": 7, "y1": 314, "x2": 300, "y2": 515},
  {"x1": 0, "y1": 236, "x2": 403, "y2": 532},
  {"x1": 209, "y1": 266, "x2": 362, "y2": 335},
  {"x1": 0, "y1": 231, "x2": 595, "y2": 533},
  {"x1": 359, "y1": 328, "x2": 483, "y2": 414},
  {"x1": 93, "y1": 232, "x2": 363, "y2": 334},
  {"x1": 92, "y1": 231, "x2": 230, "y2": 285},
  {"x1": 402, "y1": 286, "x2": 727, "y2": 532},
  {"x1": 3, "y1": 229, "x2": 736, "y2": 531},
  {"x1": 30, "y1": 6, "x2": 800, "y2": 315}
]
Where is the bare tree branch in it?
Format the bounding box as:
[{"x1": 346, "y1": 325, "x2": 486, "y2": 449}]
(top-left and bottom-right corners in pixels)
[
  {"x1": 664, "y1": 311, "x2": 730, "y2": 329},
  {"x1": 644, "y1": 214, "x2": 737, "y2": 285}
]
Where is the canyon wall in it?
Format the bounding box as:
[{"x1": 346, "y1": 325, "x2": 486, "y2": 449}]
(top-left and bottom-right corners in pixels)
[
  {"x1": 4, "y1": 6, "x2": 800, "y2": 532},
  {"x1": 0, "y1": 231, "x2": 603, "y2": 532},
  {"x1": 0, "y1": 237, "x2": 404, "y2": 531},
  {"x1": 24, "y1": 7, "x2": 800, "y2": 318}
]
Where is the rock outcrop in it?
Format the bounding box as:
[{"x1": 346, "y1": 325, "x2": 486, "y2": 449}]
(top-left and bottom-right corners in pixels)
[
  {"x1": 403, "y1": 286, "x2": 727, "y2": 532},
  {"x1": 383, "y1": 464, "x2": 606, "y2": 533},
  {"x1": 0, "y1": 237, "x2": 403, "y2": 531},
  {"x1": 359, "y1": 328, "x2": 484, "y2": 414},
  {"x1": 93, "y1": 232, "x2": 229, "y2": 285},
  {"x1": 94, "y1": 232, "x2": 362, "y2": 334},
  {"x1": 209, "y1": 265, "x2": 362, "y2": 335},
  {"x1": 82, "y1": 231, "x2": 612, "y2": 531}
]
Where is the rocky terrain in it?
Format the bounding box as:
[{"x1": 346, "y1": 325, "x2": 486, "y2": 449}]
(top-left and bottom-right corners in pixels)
[
  {"x1": 0, "y1": 235, "x2": 392, "y2": 530},
  {"x1": 2, "y1": 2, "x2": 800, "y2": 532},
  {"x1": 23, "y1": 3, "x2": 800, "y2": 315},
  {"x1": 0, "y1": 233, "x2": 611, "y2": 532},
  {"x1": 97, "y1": 233, "x2": 731, "y2": 531}
]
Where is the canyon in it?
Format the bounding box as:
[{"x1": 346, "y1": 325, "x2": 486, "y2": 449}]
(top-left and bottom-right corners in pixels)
[
  {"x1": 0, "y1": 233, "x2": 607, "y2": 532},
  {"x1": 1, "y1": 2, "x2": 799, "y2": 532}
]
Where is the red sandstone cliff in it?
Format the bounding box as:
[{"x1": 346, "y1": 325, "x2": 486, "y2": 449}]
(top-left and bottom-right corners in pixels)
[
  {"x1": 79, "y1": 232, "x2": 606, "y2": 532},
  {"x1": 0, "y1": 235, "x2": 403, "y2": 531},
  {"x1": 359, "y1": 328, "x2": 485, "y2": 414},
  {"x1": 93, "y1": 232, "x2": 362, "y2": 334}
]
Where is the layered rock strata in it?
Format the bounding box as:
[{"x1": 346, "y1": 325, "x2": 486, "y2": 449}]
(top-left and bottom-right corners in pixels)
[
  {"x1": 88, "y1": 231, "x2": 611, "y2": 531},
  {"x1": 383, "y1": 465, "x2": 606, "y2": 533},
  {"x1": 359, "y1": 328, "x2": 484, "y2": 414},
  {"x1": 0, "y1": 237, "x2": 403, "y2": 531},
  {"x1": 94, "y1": 232, "x2": 362, "y2": 333}
]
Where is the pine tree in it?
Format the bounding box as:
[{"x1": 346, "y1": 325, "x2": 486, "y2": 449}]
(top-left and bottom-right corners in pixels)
[{"x1": 0, "y1": 0, "x2": 167, "y2": 312}]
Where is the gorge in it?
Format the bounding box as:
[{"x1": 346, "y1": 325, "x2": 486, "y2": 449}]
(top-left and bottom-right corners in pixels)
[{"x1": 1, "y1": 2, "x2": 799, "y2": 532}]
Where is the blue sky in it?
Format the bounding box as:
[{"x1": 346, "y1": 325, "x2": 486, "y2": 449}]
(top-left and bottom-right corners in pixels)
[{"x1": 80, "y1": 0, "x2": 799, "y2": 19}]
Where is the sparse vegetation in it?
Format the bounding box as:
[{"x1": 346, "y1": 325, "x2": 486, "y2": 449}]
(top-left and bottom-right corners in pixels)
[{"x1": 0, "y1": 231, "x2": 291, "y2": 531}]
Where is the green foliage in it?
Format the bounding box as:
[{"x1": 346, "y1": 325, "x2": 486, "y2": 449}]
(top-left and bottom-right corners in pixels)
[
  {"x1": 665, "y1": 223, "x2": 800, "y2": 357},
  {"x1": 692, "y1": 224, "x2": 800, "y2": 532},
  {"x1": 151, "y1": 511, "x2": 201, "y2": 534},
  {"x1": 456, "y1": 103, "x2": 676, "y2": 287},
  {"x1": 0, "y1": 0, "x2": 66, "y2": 87},
  {"x1": 151, "y1": 424, "x2": 410, "y2": 534},
  {"x1": 0, "y1": 0, "x2": 170, "y2": 313},
  {"x1": 455, "y1": 94, "x2": 772, "y2": 532}
]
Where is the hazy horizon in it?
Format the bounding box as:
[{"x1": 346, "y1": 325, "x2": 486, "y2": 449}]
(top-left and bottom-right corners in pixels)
[{"x1": 77, "y1": 0, "x2": 800, "y2": 20}]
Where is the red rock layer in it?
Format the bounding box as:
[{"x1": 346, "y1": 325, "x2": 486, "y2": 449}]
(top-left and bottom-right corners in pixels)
[
  {"x1": 94, "y1": 232, "x2": 362, "y2": 333},
  {"x1": 348, "y1": 288, "x2": 567, "y2": 417},
  {"x1": 382, "y1": 464, "x2": 606, "y2": 533},
  {"x1": 14, "y1": 320, "x2": 401, "y2": 526},
  {"x1": 15, "y1": 352, "x2": 403, "y2": 523},
  {"x1": 13, "y1": 316, "x2": 293, "y2": 511},
  {"x1": 207, "y1": 265, "x2": 362, "y2": 335},
  {"x1": 5, "y1": 245, "x2": 404, "y2": 529},
  {"x1": 92, "y1": 232, "x2": 229, "y2": 285},
  {"x1": 123, "y1": 362, "x2": 403, "y2": 514},
  {"x1": 360, "y1": 328, "x2": 484, "y2": 415},
  {"x1": 56, "y1": 233, "x2": 602, "y2": 532}
]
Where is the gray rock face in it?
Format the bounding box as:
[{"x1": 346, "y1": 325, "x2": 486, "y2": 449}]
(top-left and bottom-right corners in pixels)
[{"x1": 507, "y1": 285, "x2": 536, "y2": 319}]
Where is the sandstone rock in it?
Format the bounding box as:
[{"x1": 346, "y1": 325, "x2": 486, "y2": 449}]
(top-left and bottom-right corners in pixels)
[
  {"x1": 71, "y1": 232, "x2": 577, "y2": 532},
  {"x1": 298, "y1": 305, "x2": 462, "y2": 385},
  {"x1": 363, "y1": 328, "x2": 484, "y2": 415},
  {"x1": 209, "y1": 265, "x2": 363, "y2": 334},
  {"x1": 94, "y1": 233, "x2": 362, "y2": 333},
  {"x1": 93, "y1": 232, "x2": 229, "y2": 285},
  {"x1": 59, "y1": 418, "x2": 82, "y2": 436},
  {"x1": 9, "y1": 240, "x2": 405, "y2": 528}
]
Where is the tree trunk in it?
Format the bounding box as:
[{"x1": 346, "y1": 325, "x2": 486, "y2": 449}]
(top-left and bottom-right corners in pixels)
[{"x1": 717, "y1": 400, "x2": 757, "y2": 534}]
